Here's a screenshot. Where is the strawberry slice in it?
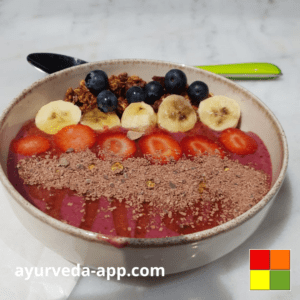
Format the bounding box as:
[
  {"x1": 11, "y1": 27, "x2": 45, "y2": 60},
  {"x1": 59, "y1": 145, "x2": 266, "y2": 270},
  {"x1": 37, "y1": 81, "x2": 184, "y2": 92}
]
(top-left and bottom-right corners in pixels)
[
  {"x1": 219, "y1": 128, "x2": 258, "y2": 155},
  {"x1": 12, "y1": 135, "x2": 50, "y2": 156},
  {"x1": 180, "y1": 135, "x2": 225, "y2": 158},
  {"x1": 97, "y1": 132, "x2": 137, "y2": 159},
  {"x1": 54, "y1": 124, "x2": 96, "y2": 152},
  {"x1": 138, "y1": 132, "x2": 182, "y2": 164}
]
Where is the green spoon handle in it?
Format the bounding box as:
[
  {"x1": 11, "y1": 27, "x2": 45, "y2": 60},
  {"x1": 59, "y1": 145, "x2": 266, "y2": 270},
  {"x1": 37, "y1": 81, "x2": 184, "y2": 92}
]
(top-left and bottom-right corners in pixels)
[{"x1": 195, "y1": 63, "x2": 282, "y2": 80}]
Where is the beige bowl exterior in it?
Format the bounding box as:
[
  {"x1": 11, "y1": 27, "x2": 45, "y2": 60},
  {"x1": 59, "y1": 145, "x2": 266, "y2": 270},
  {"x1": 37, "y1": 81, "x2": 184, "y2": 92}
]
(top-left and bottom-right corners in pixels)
[{"x1": 0, "y1": 59, "x2": 288, "y2": 274}]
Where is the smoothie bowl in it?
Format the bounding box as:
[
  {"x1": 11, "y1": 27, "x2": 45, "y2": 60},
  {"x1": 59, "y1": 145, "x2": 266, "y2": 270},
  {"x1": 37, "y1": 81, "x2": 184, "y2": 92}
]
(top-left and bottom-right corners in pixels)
[{"x1": 0, "y1": 59, "x2": 288, "y2": 274}]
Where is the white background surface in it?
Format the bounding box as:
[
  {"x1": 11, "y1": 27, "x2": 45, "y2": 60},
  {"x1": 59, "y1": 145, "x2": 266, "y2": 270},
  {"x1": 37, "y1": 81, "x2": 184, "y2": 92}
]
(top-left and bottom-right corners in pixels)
[{"x1": 0, "y1": 0, "x2": 300, "y2": 299}]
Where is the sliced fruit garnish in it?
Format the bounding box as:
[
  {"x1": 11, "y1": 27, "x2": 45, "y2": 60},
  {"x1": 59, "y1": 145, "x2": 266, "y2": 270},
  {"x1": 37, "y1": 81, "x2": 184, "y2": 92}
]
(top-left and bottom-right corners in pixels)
[
  {"x1": 97, "y1": 132, "x2": 137, "y2": 159},
  {"x1": 138, "y1": 132, "x2": 182, "y2": 164},
  {"x1": 198, "y1": 95, "x2": 240, "y2": 131},
  {"x1": 121, "y1": 102, "x2": 157, "y2": 132},
  {"x1": 80, "y1": 108, "x2": 120, "y2": 131},
  {"x1": 180, "y1": 135, "x2": 225, "y2": 158},
  {"x1": 219, "y1": 128, "x2": 258, "y2": 155},
  {"x1": 54, "y1": 124, "x2": 96, "y2": 152},
  {"x1": 12, "y1": 135, "x2": 50, "y2": 156},
  {"x1": 35, "y1": 100, "x2": 81, "y2": 135},
  {"x1": 157, "y1": 95, "x2": 197, "y2": 132}
]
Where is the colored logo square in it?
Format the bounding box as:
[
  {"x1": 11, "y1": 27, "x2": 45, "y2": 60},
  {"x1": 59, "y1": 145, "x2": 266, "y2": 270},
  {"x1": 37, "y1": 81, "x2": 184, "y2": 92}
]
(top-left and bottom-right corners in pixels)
[
  {"x1": 270, "y1": 270, "x2": 290, "y2": 290},
  {"x1": 270, "y1": 250, "x2": 290, "y2": 270},
  {"x1": 250, "y1": 270, "x2": 270, "y2": 290},
  {"x1": 250, "y1": 250, "x2": 270, "y2": 270}
]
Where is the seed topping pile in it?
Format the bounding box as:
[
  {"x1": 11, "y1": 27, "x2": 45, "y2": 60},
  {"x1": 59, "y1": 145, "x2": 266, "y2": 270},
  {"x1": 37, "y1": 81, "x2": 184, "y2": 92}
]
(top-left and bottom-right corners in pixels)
[{"x1": 17, "y1": 148, "x2": 269, "y2": 225}]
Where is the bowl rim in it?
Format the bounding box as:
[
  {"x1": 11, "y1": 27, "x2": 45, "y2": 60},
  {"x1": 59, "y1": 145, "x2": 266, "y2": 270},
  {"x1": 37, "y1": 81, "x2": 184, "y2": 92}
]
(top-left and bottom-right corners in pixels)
[{"x1": 0, "y1": 58, "x2": 289, "y2": 248}]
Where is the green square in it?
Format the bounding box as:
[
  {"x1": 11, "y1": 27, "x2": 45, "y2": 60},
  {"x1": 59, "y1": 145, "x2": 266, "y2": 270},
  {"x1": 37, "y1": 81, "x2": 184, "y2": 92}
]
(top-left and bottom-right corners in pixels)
[{"x1": 270, "y1": 270, "x2": 290, "y2": 290}]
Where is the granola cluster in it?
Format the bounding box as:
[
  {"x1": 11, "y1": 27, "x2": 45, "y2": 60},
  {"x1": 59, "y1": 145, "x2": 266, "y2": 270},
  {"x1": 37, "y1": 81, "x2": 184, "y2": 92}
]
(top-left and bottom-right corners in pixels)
[
  {"x1": 65, "y1": 80, "x2": 97, "y2": 112},
  {"x1": 64, "y1": 72, "x2": 212, "y2": 115},
  {"x1": 65, "y1": 73, "x2": 147, "y2": 115},
  {"x1": 109, "y1": 73, "x2": 146, "y2": 115},
  {"x1": 109, "y1": 72, "x2": 146, "y2": 97}
]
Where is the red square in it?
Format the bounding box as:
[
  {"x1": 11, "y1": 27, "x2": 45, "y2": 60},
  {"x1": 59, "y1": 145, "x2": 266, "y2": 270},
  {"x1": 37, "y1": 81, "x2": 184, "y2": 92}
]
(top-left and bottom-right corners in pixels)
[{"x1": 250, "y1": 250, "x2": 270, "y2": 270}]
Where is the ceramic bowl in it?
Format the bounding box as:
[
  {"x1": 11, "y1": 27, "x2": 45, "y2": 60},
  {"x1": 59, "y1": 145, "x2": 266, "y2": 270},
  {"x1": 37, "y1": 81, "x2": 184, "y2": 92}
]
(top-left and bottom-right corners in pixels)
[{"x1": 0, "y1": 59, "x2": 288, "y2": 274}]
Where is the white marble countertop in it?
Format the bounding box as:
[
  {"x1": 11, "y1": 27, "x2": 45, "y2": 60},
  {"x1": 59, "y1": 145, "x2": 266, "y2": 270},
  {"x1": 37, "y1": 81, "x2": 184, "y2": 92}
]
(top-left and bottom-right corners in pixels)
[{"x1": 1, "y1": 0, "x2": 300, "y2": 299}]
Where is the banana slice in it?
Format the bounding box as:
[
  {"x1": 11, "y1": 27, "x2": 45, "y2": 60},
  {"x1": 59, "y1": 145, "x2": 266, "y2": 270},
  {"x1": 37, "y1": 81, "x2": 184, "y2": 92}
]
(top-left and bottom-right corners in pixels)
[
  {"x1": 121, "y1": 102, "x2": 157, "y2": 132},
  {"x1": 198, "y1": 95, "x2": 240, "y2": 131},
  {"x1": 80, "y1": 107, "x2": 120, "y2": 130},
  {"x1": 157, "y1": 95, "x2": 197, "y2": 132},
  {"x1": 35, "y1": 100, "x2": 81, "y2": 134}
]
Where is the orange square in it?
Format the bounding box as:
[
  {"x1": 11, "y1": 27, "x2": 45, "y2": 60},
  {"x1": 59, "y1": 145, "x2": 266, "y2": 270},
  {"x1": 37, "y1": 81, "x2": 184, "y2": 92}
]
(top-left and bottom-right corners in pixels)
[{"x1": 270, "y1": 250, "x2": 290, "y2": 270}]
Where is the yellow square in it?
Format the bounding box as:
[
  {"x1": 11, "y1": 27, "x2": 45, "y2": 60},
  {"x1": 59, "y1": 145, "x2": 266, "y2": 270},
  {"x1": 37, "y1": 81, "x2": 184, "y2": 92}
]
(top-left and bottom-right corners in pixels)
[{"x1": 250, "y1": 270, "x2": 270, "y2": 290}]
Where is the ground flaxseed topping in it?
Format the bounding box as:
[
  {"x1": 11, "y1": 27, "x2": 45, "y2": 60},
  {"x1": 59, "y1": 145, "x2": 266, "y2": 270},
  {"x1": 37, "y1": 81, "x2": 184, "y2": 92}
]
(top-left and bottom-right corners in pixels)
[{"x1": 17, "y1": 149, "x2": 269, "y2": 223}]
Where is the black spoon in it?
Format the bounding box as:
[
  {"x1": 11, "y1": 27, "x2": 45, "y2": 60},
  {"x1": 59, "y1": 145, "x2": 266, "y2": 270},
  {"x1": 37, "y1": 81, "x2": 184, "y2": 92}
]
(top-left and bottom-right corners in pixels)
[{"x1": 27, "y1": 53, "x2": 87, "y2": 74}]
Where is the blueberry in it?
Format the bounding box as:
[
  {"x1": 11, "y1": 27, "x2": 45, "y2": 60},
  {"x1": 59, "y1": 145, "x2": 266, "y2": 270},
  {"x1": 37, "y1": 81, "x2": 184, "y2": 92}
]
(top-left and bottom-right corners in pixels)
[
  {"x1": 187, "y1": 81, "x2": 209, "y2": 105},
  {"x1": 85, "y1": 70, "x2": 108, "y2": 95},
  {"x1": 97, "y1": 90, "x2": 118, "y2": 113},
  {"x1": 144, "y1": 81, "x2": 164, "y2": 104},
  {"x1": 126, "y1": 86, "x2": 146, "y2": 104},
  {"x1": 164, "y1": 69, "x2": 187, "y2": 94}
]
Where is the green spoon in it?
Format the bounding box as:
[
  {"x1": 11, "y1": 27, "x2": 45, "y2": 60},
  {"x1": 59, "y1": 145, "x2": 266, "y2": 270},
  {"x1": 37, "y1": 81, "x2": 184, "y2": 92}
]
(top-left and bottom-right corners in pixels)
[
  {"x1": 195, "y1": 62, "x2": 282, "y2": 80},
  {"x1": 27, "y1": 53, "x2": 282, "y2": 80}
]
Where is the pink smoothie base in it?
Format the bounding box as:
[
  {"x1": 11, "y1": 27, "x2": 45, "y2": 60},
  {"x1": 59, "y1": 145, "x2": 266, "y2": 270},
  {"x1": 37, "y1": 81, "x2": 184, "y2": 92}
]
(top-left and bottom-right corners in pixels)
[{"x1": 7, "y1": 121, "x2": 272, "y2": 239}]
